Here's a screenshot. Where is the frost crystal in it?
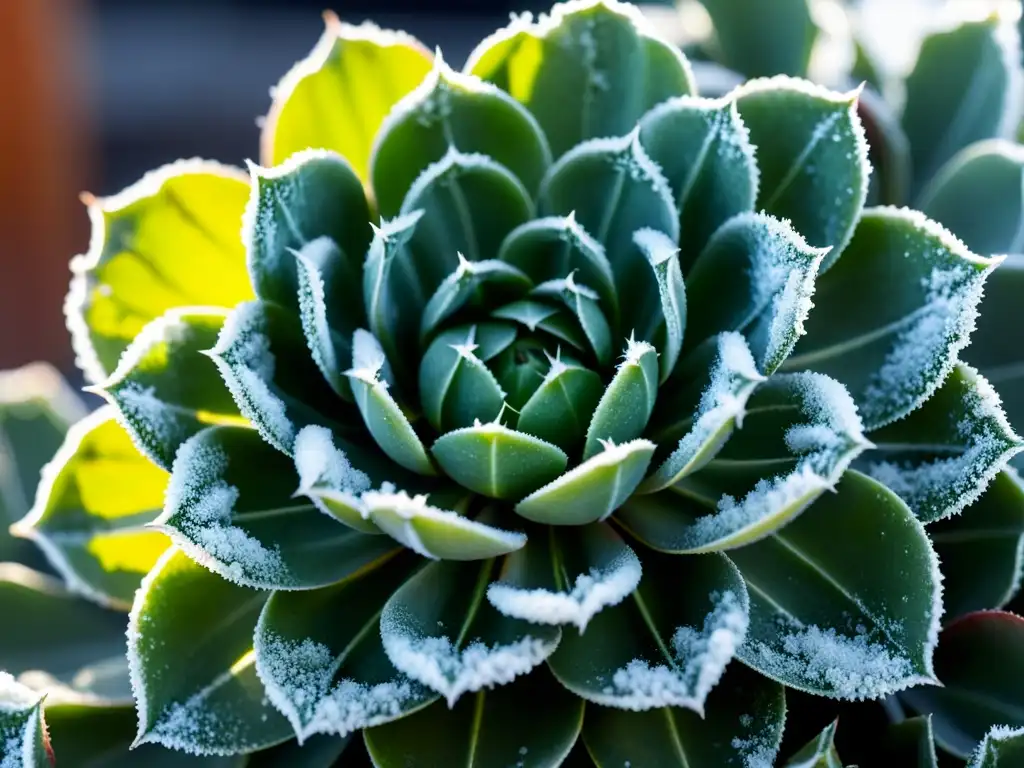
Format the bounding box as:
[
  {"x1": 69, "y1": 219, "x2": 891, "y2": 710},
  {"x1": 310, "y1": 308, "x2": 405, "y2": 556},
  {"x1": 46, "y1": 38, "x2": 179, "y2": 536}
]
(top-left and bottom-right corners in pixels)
[
  {"x1": 293, "y1": 425, "x2": 371, "y2": 496},
  {"x1": 256, "y1": 632, "x2": 415, "y2": 741},
  {"x1": 593, "y1": 591, "x2": 748, "y2": 712},
  {"x1": 746, "y1": 624, "x2": 915, "y2": 700},
  {"x1": 868, "y1": 368, "x2": 1021, "y2": 522},
  {"x1": 163, "y1": 438, "x2": 287, "y2": 586},
  {"x1": 380, "y1": 621, "x2": 557, "y2": 707},
  {"x1": 487, "y1": 548, "x2": 641, "y2": 631}
]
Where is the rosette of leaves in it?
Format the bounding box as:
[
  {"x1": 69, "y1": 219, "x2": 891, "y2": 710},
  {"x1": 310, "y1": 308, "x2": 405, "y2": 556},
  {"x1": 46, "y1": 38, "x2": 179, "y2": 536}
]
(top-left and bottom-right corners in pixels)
[{"x1": 5, "y1": 1, "x2": 1024, "y2": 765}]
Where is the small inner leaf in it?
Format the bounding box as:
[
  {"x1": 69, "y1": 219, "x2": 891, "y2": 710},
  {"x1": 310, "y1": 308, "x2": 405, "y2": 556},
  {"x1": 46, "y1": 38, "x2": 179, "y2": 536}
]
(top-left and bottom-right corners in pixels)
[
  {"x1": 517, "y1": 353, "x2": 604, "y2": 453},
  {"x1": 346, "y1": 330, "x2": 436, "y2": 476},
  {"x1": 419, "y1": 325, "x2": 507, "y2": 433},
  {"x1": 361, "y1": 489, "x2": 525, "y2": 561},
  {"x1": 515, "y1": 439, "x2": 655, "y2": 526},
  {"x1": 583, "y1": 338, "x2": 659, "y2": 460},
  {"x1": 431, "y1": 421, "x2": 568, "y2": 500}
]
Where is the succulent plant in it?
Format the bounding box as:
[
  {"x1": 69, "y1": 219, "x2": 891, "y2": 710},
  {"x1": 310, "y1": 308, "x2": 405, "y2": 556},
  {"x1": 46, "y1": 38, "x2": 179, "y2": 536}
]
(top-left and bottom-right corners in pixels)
[{"x1": 4, "y1": 0, "x2": 1024, "y2": 765}]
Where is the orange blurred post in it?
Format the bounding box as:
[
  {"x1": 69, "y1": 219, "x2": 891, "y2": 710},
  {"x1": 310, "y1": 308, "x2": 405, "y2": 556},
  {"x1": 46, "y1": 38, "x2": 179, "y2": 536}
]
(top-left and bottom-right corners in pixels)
[{"x1": 0, "y1": 0, "x2": 93, "y2": 371}]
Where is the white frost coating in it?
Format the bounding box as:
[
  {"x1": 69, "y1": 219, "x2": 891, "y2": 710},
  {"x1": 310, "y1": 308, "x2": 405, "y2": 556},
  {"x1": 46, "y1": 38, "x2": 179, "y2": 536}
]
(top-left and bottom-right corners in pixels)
[
  {"x1": 294, "y1": 237, "x2": 343, "y2": 393},
  {"x1": 539, "y1": 130, "x2": 680, "y2": 243},
  {"x1": 294, "y1": 425, "x2": 371, "y2": 496},
  {"x1": 745, "y1": 624, "x2": 929, "y2": 701},
  {"x1": 399, "y1": 145, "x2": 532, "y2": 218},
  {"x1": 711, "y1": 212, "x2": 830, "y2": 374},
  {"x1": 586, "y1": 590, "x2": 748, "y2": 713},
  {"x1": 730, "y1": 713, "x2": 782, "y2": 768},
  {"x1": 254, "y1": 631, "x2": 416, "y2": 743},
  {"x1": 645, "y1": 332, "x2": 764, "y2": 491},
  {"x1": 970, "y1": 724, "x2": 1024, "y2": 767},
  {"x1": 868, "y1": 366, "x2": 1023, "y2": 522},
  {"x1": 675, "y1": 373, "x2": 869, "y2": 552},
  {"x1": 207, "y1": 301, "x2": 295, "y2": 454},
  {"x1": 620, "y1": 335, "x2": 657, "y2": 369},
  {"x1": 159, "y1": 436, "x2": 288, "y2": 587},
  {"x1": 66, "y1": 158, "x2": 247, "y2": 385},
  {"x1": 361, "y1": 488, "x2": 526, "y2": 559},
  {"x1": 380, "y1": 620, "x2": 557, "y2": 707},
  {"x1": 0, "y1": 675, "x2": 41, "y2": 768},
  {"x1": 858, "y1": 207, "x2": 1003, "y2": 429},
  {"x1": 487, "y1": 548, "x2": 641, "y2": 631}
]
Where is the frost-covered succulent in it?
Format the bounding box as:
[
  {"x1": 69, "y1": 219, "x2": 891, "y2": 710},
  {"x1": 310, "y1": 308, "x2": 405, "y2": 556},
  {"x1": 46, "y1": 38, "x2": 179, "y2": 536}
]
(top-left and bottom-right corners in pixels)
[{"x1": 4, "y1": 1, "x2": 1024, "y2": 765}]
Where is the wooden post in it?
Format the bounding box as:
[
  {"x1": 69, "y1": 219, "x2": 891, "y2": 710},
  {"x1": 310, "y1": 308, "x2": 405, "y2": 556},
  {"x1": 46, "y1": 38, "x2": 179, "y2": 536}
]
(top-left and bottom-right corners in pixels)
[{"x1": 0, "y1": 0, "x2": 93, "y2": 372}]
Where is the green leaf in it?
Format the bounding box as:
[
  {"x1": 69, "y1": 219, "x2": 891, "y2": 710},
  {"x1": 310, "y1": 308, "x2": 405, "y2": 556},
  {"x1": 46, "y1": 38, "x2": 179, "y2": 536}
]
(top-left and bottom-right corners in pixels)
[
  {"x1": 517, "y1": 353, "x2": 604, "y2": 453},
  {"x1": 158, "y1": 426, "x2": 398, "y2": 589},
  {"x1": 486, "y1": 522, "x2": 641, "y2": 632},
  {"x1": 582, "y1": 662, "x2": 785, "y2": 768},
  {"x1": 42, "y1": 702, "x2": 245, "y2": 767},
  {"x1": 735, "y1": 77, "x2": 869, "y2": 269},
  {"x1": 785, "y1": 719, "x2": 842, "y2": 767},
  {"x1": 491, "y1": 299, "x2": 589, "y2": 352},
  {"x1": 379, "y1": 559, "x2": 561, "y2": 706},
  {"x1": 294, "y1": 236, "x2": 358, "y2": 400},
  {"x1": 361, "y1": 490, "x2": 526, "y2": 560},
  {"x1": 0, "y1": 364, "x2": 87, "y2": 569},
  {"x1": 498, "y1": 214, "x2": 618, "y2": 325},
  {"x1": 583, "y1": 338, "x2": 659, "y2": 460},
  {"x1": 865, "y1": 364, "x2": 1023, "y2": 523},
  {"x1": 642, "y1": 333, "x2": 764, "y2": 493},
  {"x1": 243, "y1": 149, "x2": 371, "y2": 312},
  {"x1": 730, "y1": 471, "x2": 942, "y2": 700},
  {"x1": 128, "y1": 548, "x2": 292, "y2": 754},
  {"x1": 631, "y1": 229, "x2": 686, "y2": 381},
  {"x1": 11, "y1": 408, "x2": 169, "y2": 609},
  {"x1": 0, "y1": 565, "x2": 129, "y2": 701},
  {"x1": 420, "y1": 256, "x2": 532, "y2": 344},
  {"x1": 531, "y1": 275, "x2": 614, "y2": 367},
  {"x1": 902, "y1": 14, "x2": 1022, "y2": 192},
  {"x1": 548, "y1": 550, "x2": 748, "y2": 712},
  {"x1": 901, "y1": 611, "x2": 1024, "y2": 759},
  {"x1": 370, "y1": 55, "x2": 551, "y2": 217},
  {"x1": 90, "y1": 307, "x2": 242, "y2": 471},
  {"x1": 621, "y1": 372, "x2": 869, "y2": 553},
  {"x1": 465, "y1": 0, "x2": 694, "y2": 158},
  {"x1": 419, "y1": 324, "x2": 508, "y2": 433},
  {"x1": 782, "y1": 207, "x2": 1001, "y2": 429},
  {"x1": 515, "y1": 439, "x2": 654, "y2": 525},
  {"x1": 638, "y1": 95, "x2": 758, "y2": 270},
  {"x1": 969, "y1": 725, "x2": 1024, "y2": 767},
  {"x1": 929, "y1": 470, "x2": 1024, "y2": 617},
  {"x1": 884, "y1": 715, "x2": 939, "y2": 768},
  {"x1": 685, "y1": 212, "x2": 827, "y2": 375},
  {"x1": 364, "y1": 666, "x2": 582, "y2": 767},
  {"x1": 292, "y1": 425, "x2": 382, "y2": 535},
  {"x1": 68, "y1": 161, "x2": 253, "y2": 383},
  {"x1": 345, "y1": 330, "x2": 434, "y2": 476},
  {"x1": 260, "y1": 16, "x2": 432, "y2": 184},
  {"x1": 540, "y1": 131, "x2": 678, "y2": 342},
  {"x1": 920, "y1": 139, "x2": 1024, "y2": 256},
  {"x1": 253, "y1": 554, "x2": 436, "y2": 743},
  {"x1": 243, "y1": 735, "x2": 348, "y2": 767},
  {"x1": 700, "y1": 0, "x2": 816, "y2": 78},
  {"x1": 961, "y1": 255, "x2": 1024, "y2": 471},
  {"x1": 208, "y1": 300, "x2": 353, "y2": 455},
  {"x1": 432, "y1": 421, "x2": 568, "y2": 500},
  {"x1": 0, "y1": 674, "x2": 51, "y2": 768}
]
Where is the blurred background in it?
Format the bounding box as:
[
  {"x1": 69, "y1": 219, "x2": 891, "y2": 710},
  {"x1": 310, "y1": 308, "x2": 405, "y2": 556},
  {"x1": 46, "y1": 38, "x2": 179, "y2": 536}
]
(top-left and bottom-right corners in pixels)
[{"x1": 0, "y1": 0, "x2": 983, "y2": 381}]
